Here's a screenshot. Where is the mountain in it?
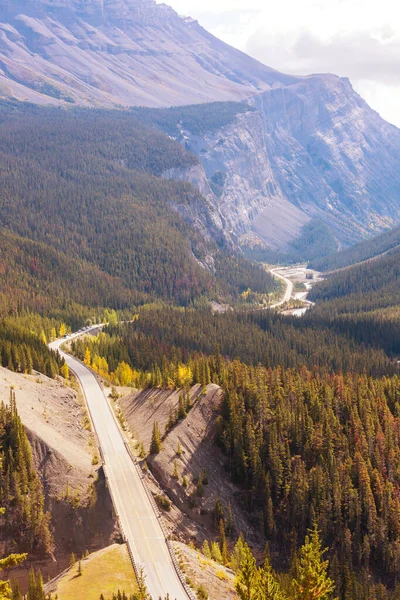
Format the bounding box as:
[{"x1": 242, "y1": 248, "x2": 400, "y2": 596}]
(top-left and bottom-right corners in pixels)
[
  {"x1": 0, "y1": 0, "x2": 297, "y2": 107},
  {"x1": 131, "y1": 92, "x2": 400, "y2": 255},
  {"x1": 1, "y1": 0, "x2": 400, "y2": 254},
  {"x1": 0, "y1": 102, "x2": 277, "y2": 314},
  {"x1": 310, "y1": 223, "x2": 400, "y2": 271}
]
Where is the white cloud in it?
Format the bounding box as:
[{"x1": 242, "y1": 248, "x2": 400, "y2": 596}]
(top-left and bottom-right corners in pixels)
[{"x1": 159, "y1": 0, "x2": 400, "y2": 126}]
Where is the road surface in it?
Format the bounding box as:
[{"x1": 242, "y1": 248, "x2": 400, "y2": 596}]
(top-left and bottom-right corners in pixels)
[
  {"x1": 50, "y1": 332, "x2": 189, "y2": 600},
  {"x1": 269, "y1": 268, "x2": 293, "y2": 308}
]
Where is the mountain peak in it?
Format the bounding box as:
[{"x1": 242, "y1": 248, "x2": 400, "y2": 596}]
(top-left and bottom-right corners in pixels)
[
  {"x1": 1, "y1": 0, "x2": 178, "y2": 24},
  {"x1": 0, "y1": 0, "x2": 297, "y2": 107}
]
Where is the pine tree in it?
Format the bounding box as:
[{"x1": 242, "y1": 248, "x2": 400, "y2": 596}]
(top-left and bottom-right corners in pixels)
[
  {"x1": 235, "y1": 541, "x2": 259, "y2": 600},
  {"x1": 219, "y1": 519, "x2": 228, "y2": 565},
  {"x1": 136, "y1": 567, "x2": 151, "y2": 600},
  {"x1": 150, "y1": 422, "x2": 162, "y2": 454},
  {"x1": 231, "y1": 534, "x2": 246, "y2": 573},
  {"x1": 11, "y1": 579, "x2": 23, "y2": 600},
  {"x1": 258, "y1": 558, "x2": 287, "y2": 600},
  {"x1": 69, "y1": 552, "x2": 76, "y2": 569},
  {"x1": 292, "y1": 524, "x2": 335, "y2": 600},
  {"x1": 211, "y1": 542, "x2": 223, "y2": 564},
  {"x1": 226, "y1": 502, "x2": 234, "y2": 537},
  {"x1": 77, "y1": 561, "x2": 82, "y2": 576},
  {"x1": 214, "y1": 497, "x2": 225, "y2": 526},
  {"x1": 27, "y1": 569, "x2": 45, "y2": 600},
  {"x1": 202, "y1": 540, "x2": 211, "y2": 559}
]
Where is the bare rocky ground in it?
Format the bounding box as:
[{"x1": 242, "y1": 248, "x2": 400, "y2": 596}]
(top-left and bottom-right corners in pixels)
[
  {"x1": 120, "y1": 384, "x2": 262, "y2": 548},
  {"x1": 173, "y1": 541, "x2": 236, "y2": 600}
]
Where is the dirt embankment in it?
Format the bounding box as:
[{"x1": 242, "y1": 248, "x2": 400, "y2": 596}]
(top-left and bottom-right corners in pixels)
[
  {"x1": 174, "y1": 541, "x2": 236, "y2": 600},
  {"x1": 0, "y1": 367, "x2": 93, "y2": 496},
  {"x1": 120, "y1": 384, "x2": 261, "y2": 547},
  {"x1": 0, "y1": 368, "x2": 119, "y2": 587}
]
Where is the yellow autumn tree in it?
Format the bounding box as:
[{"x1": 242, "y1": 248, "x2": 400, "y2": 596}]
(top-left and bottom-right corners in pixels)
[
  {"x1": 60, "y1": 363, "x2": 69, "y2": 380},
  {"x1": 59, "y1": 323, "x2": 67, "y2": 337},
  {"x1": 84, "y1": 347, "x2": 91, "y2": 366},
  {"x1": 175, "y1": 364, "x2": 193, "y2": 388},
  {"x1": 113, "y1": 362, "x2": 134, "y2": 386},
  {"x1": 92, "y1": 355, "x2": 109, "y2": 378}
]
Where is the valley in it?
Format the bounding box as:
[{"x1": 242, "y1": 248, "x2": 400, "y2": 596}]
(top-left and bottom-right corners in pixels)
[{"x1": 269, "y1": 265, "x2": 322, "y2": 315}]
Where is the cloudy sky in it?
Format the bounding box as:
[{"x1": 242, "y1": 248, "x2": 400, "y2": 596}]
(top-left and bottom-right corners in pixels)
[{"x1": 159, "y1": 0, "x2": 400, "y2": 126}]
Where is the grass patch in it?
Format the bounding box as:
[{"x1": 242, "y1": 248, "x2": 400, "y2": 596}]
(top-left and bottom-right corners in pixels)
[{"x1": 55, "y1": 544, "x2": 137, "y2": 600}]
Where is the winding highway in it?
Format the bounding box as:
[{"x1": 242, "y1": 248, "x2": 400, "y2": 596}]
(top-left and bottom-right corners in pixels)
[
  {"x1": 50, "y1": 332, "x2": 189, "y2": 600},
  {"x1": 269, "y1": 268, "x2": 293, "y2": 308}
]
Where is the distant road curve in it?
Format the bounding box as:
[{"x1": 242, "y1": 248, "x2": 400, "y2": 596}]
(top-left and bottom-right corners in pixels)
[
  {"x1": 50, "y1": 330, "x2": 189, "y2": 600},
  {"x1": 269, "y1": 268, "x2": 293, "y2": 308}
]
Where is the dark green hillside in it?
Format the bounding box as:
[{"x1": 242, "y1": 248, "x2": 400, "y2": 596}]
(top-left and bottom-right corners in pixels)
[
  {"x1": 0, "y1": 103, "x2": 276, "y2": 306},
  {"x1": 0, "y1": 229, "x2": 145, "y2": 317},
  {"x1": 308, "y1": 250, "x2": 400, "y2": 355},
  {"x1": 77, "y1": 306, "x2": 393, "y2": 377},
  {"x1": 129, "y1": 101, "x2": 253, "y2": 136},
  {"x1": 310, "y1": 224, "x2": 400, "y2": 271}
]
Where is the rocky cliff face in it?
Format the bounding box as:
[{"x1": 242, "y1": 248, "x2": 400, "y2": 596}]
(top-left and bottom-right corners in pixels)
[{"x1": 165, "y1": 75, "x2": 400, "y2": 251}]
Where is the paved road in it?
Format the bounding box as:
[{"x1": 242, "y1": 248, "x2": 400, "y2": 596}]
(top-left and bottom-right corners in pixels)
[
  {"x1": 50, "y1": 332, "x2": 189, "y2": 600},
  {"x1": 269, "y1": 268, "x2": 293, "y2": 308}
]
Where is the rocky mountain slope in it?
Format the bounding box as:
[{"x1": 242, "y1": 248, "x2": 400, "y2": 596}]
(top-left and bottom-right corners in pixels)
[
  {"x1": 154, "y1": 86, "x2": 400, "y2": 253},
  {"x1": 1, "y1": 0, "x2": 400, "y2": 254},
  {"x1": 0, "y1": 0, "x2": 297, "y2": 107}
]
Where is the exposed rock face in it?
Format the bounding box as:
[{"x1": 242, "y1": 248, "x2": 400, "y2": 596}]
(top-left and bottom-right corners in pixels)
[
  {"x1": 167, "y1": 76, "x2": 400, "y2": 249},
  {"x1": 0, "y1": 0, "x2": 297, "y2": 107}
]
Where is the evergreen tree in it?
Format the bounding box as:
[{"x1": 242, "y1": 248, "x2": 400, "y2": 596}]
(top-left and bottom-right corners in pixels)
[
  {"x1": 202, "y1": 540, "x2": 211, "y2": 559},
  {"x1": 11, "y1": 579, "x2": 23, "y2": 600},
  {"x1": 226, "y1": 502, "x2": 234, "y2": 537},
  {"x1": 27, "y1": 569, "x2": 45, "y2": 600},
  {"x1": 219, "y1": 519, "x2": 228, "y2": 565},
  {"x1": 235, "y1": 541, "x2": 259, "y2": 600},
  {"x1": 211, "y1": 542, "x2": 223, "y2": 564},
  {"x1": 231, "y1": 534, "x2": 246, "y2": 573},
  {"x1": 136, "y1": 567, "x2": 151, "y2": 600},
  {"x1": 258, "y1": 559, "x2": 287, "y2": 600},
  {"x1": 150, "y1": 422, "x2": 162, "y2": 455},
  {"x1": 292, "y1": 525, "x2": 335, "y2": 600}
]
